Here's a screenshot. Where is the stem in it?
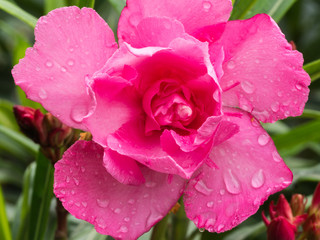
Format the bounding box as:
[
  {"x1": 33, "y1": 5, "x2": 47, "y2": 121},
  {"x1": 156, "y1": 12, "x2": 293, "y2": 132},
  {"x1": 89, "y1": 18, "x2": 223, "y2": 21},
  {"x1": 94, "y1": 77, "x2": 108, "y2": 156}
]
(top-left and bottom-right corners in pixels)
[
  {"x1": 55, "y1": 199, "x2": 68, "y2": 240},
  {"x1": 151, "y1": 214, "x2": 169, "y2": 240},
  {"x1": 172, "y1": 200, "x2": 189, "y2": 240}
]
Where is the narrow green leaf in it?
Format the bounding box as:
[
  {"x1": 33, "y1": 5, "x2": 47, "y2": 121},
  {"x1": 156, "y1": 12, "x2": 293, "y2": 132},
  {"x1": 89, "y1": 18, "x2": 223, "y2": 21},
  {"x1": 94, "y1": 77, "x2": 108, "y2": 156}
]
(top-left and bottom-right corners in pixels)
[
  {"x1": 78, "y1": 0, "x2": 95, "y2": 8},
  {"x1": 44, "y1": 0, "x2": 66, "y2": 13},
  {"x1": 273, "y1": 120, "x2": 320, "y2": 156},
  {"x1": 0, "y1": 100, "x2": 19, "y2": 131},
  {"x1": 230, "y1": 0, "x2": 297, "y2": 22},
  {"x1": 107, "y1": 0, "x2": 126, "y2": 14},
  {"x1": 0, "y1": 125, "x2": 38, "y2": 157},
  {"x1": 28, "y1": 152, "x2": 54, "y2": 240},
  {"x1": 150, "y1": 215, "x2": 169, "y2": 240},
  {"x1": 223, "y1": 222, "x2": 265, "y2": 240},
  {"x1": 304, "y1": 59, "x2": 320, "y2": 83},
  {"x1": 0, "y1": 0, "x2": 37, "y2": 28},
  {"x1": 300, "y1": 109, "x2": 320, "y2": 119},
  {"x1": 0, "y1": 185, "x2": 12, "y2": 240}
]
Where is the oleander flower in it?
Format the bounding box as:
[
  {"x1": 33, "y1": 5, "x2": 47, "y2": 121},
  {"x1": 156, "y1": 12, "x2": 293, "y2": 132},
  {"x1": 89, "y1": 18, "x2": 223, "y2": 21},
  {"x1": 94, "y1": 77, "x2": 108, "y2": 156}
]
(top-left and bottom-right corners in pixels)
[{"x1": 12, "y1": 0, "x2": 310, "y2": 239}]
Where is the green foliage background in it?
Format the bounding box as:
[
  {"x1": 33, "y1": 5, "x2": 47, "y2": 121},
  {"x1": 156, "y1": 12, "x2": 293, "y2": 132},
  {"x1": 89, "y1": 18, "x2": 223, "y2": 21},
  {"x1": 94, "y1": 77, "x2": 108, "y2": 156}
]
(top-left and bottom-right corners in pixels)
[{"x1": 0, "y1": 0, "x2": 320, "y2": 239}]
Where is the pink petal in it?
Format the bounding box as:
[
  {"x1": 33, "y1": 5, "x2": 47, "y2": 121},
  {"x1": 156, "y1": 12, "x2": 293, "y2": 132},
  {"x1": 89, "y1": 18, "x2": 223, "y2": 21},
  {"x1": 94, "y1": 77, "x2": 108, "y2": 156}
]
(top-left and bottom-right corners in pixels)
[
  {"x1": 210, "y1": 14, "x2": 310, "y2": 122},
  {"x1": 103, "y1": 149, "x2": 145, "y2": 185},
  {"x1": 118, "y1": 0, "x2": 232, "y2": 44},
  {"x1": 120, "y1": 17, "x2": 187, "y2": 48},
  {"x1": 54, "y1": 140, "x2": 186, "y2": 240},
  {"x1": 83, "y1": 73, "x2": 142, "y2": 146},
  {"x1": 12, "y1": 7, "x2": 117, "y2": 130},
  {"x1": 183, "y1": 107, "x2": 292, "y2": 233},
  {"x1": 107, "y1": 119, "x2": 203, "y2": 179}
]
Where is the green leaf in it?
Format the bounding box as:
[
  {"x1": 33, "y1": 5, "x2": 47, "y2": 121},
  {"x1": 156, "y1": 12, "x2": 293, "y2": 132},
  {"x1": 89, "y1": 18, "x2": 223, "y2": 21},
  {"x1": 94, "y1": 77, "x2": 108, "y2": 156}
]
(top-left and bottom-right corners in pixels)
[
  {"x1": 231, "y1": 0, "x2": 297, "y2": 22},
  {"x1": 107, "y1": 0, "x2": 126, "y2": 14},
  {"x1": 273, "y1": 120, "x2": 320, "y2": 156},
  {"x1": 300, "y1": 109, "x2": 320, "y2": 119},
  {"x1": 0, "y1": 125, "x2": 38, "y2": 158},
  {"x1": 28, "y1": 152, "x2": 54, "y2": 240},
  {"x1": 44, "y1": 0, "x2": 66, "y2": 14},
  {"x1": 0, "y1": 185, "x2": 12, "y2": 240},
  {"x1": 0, "y1": 100, "x2": 19, "y2": 131},
  {"x1": 0, "y1": 0, "x2": 37, "y2": 28},
  {"x1": 66, "y1": 0, "x2": 95, "y2": 8},
  {"x1": 223, "y1": 222, "x2": 265, "y2": 240},
  {"x1": 304, "y1": 58, "x2": 320, "y2": 83},
  {"x1": 293, "y1": 164, "x2": 320, "y2": 183}
]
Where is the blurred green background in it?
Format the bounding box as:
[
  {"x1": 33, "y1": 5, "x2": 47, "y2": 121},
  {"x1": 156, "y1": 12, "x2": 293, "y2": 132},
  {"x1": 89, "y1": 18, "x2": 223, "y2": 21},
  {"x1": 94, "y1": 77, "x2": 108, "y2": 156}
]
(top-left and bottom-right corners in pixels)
[{"x1": 0, "y1": 0, "x2": 320, "y2": 239}]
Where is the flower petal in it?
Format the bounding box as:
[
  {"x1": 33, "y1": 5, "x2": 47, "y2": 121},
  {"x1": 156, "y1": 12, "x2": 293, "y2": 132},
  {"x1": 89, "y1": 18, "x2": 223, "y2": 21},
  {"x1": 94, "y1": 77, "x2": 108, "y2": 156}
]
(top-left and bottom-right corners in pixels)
[
  {"x1": 184, "y1": 107, "x2": 292, "y2": 233},
  {"x1": 210, "y1": 14, "x2": 310, "y2": 122},
  {"x1": 103, "y1": 149, "x2": 145, "y2": 185},
  {"x1": 54, "y1": 140, "x2": 186, "y2": 240},
  {"x1": 118, "y1": 0, "x2": 232, "y2": 44},
  {"x1": 12, "y1": 7, "x2": 117, "y2": 130}
]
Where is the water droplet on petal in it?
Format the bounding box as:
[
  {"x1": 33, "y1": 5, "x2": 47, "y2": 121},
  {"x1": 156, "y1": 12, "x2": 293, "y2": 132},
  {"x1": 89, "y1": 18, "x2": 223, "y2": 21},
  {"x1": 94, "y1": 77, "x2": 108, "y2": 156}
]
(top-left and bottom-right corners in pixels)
[
  {"x1": 202, "y1": 1, "x2": 212, "y2": 12},
  {"x1": 38, "y1": 88, "x2": 47, "y2": 99},
  {"x1": 73, "y1": 177, "x2": 79, "y2": 186},
  {"x1": 114, "y1": 208, "x2": 121, "y2": 214},
  {"x1": 213, "y1": 90, "x2": 220, "y2": 102},
  {"x1": 143, "y1": 194, "x2": 149, "y2": 198},
  {"x1": 271, "y1": 102, "x2": 280, "y2": 112},
  {"x1": 251, "y1": 169, "x2": 265, "y2": 189},
  {"x1": 128, "y1": 199, "x2": 135, "y2": 204},
  {"x1": 60, "y1": 67, "x2": 67, "y2": 73},
  {"x1": 207, "y1": 201, "x2": 214, "y2": 208},
  {"x1": 129, "y1": 14, "x2": 141, "y2": 27},
  {"x1": 223, "y1": 169, "x2": 242, "y2": 194},
  {"x1": 295, "y1": 82, "x2": 303, "y2": 90},
  {"x1": 118, "y1": 225, "x2": 128, "y2": 233},
  {"x1": 82, "y1": 201, "x2": 87, "y2": 207},
  {"x1": 219, "y1": 189, "x2": 225, "y2": 195},
  {"x1": 124, "y1": 217, "x2": 130, "y2": 222},
  {"x1": 272, "y1": 151, "x2": 282, "y2": 162},
  {"x1": 80, "y1": 166, "x2": 86, "y2": 172},
  {"x1": 70, "y1": 105, "x2": 89, "y2": 123},
  {"x1": 227, "y1": 60, "x2": 235, "y2": 69},
  {"x1": 258, "y1": 134, "x2": 270, "y2": 146},
  {"x1": 67, "y1": 59, "x2": 74, "y2": 66},
  {"x1": 96, "y1": 199, "x2": 109, "y2": 208},
  {"x1": 145, "y1": 182, "x2": 157, "y2": 188},
  {"x1": 241, "y1": 81, "x2": 255, "y2": 94},
  {"x1": 217, "y1": 224, "x2": 225, "y2": 231},
  {"x1": 195, "y1": 179, "x2": 213, "y2": 196},
  {"x1": 199, "y1": 228, "x2": 205, "y2": 232},
  {"x1": 46, "y1": 61, "x2": 53, "y2": 68},
  {"x1": 36, "y1": 66, "x2": 41, "y2": 72},
  {"x1": 97, "y1": 219, "x2": 107, "y2": 229}
]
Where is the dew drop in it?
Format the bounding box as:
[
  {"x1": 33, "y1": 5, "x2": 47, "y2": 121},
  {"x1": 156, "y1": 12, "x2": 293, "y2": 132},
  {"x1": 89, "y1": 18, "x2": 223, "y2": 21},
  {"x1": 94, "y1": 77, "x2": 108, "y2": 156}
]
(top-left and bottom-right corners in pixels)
[
  {"x1": 213, "y1": 90, "x2": 220, "y2": 102},
  {"x1": 241, "y1": 81, "x2": 255, "y2": 94},
  {"x1": 271, "y1": 102, "x2": 280, "y2": 112},
  {"x1": 223, "y1": 169, "x2": 241, "y2": 194},
  {"x1": 194, "y1": 179, "x2": 213, "y2": 196},
  {"x1": 36, "y1": 66, "x2": 40, "y2": 71},
  {"x1": 258, "y1": 134, "x2": 270, "y2": 146},
  {"x1": 46, "y1": 61, "x2": 53, "y2": 68},
  {"x1": 207, "y1": 201, "x2": 214, "y2": 208},
  {"x1": 217, "y1": 224, "x2": 225, "y2": 231},
  {"x1": 60, "y1": 67, "x2": 67, "y2": 73},
  {"x1": 251, "y1": 169, "x2": 265, "y2": 189},
  {"x1": 97, "y1": 219, "x2": 107, "y2": 229},
  {"x1": 38, "y1": 88, "x2": 47, "y2": 99},
  {"x1": 80, "y1": 166, "x2": 86, "y2": 173},
  {"x1": 145, "y1": 182, "x2": 157, "y2": 188},
  {"x1": 199, "y1": 228, "x2": 205, "y2": 232},
  {"x1": 219, "y1": 189, "x2": 225, "y2": 195},
  {"x1": 67, "y1": 59, "x2": 74, "y2": 66},
  {"x1": 272, "y1": 151, "x2": 282, "y2": 162},
  {"x1": 128, "y1": 199, "x2": 135, "y2": 204},
  {"x1": 70, "y1": 105, "x2": 89, "y2": 123},
  {"x1": 65, "y1": 176, "x2": 70, "y2": 183},
  {"x1": 295, "y1": 82, "x2": 303, "y2": 90},
  {"x1": 227, "y1": 60, "x2": 235, "y2": 69},
  {"x1": 114, "y1": 208, "x2": 121, "y2": 214},
  {"x1": 118, "y1": 225, "x2": 128, "y2": 233},
  {"x1": 124, "y1": 217, "x2": 130, "y2": 222},
  {"x1": 202, "y1": 1, "x2": 212, "y2": 12},
  {"x1": 129, "y1": 14, "x2": 141, "y2": 26},
  {"x1": 96, "y1": 199, "x2": 109, "y2": 208},
  {"x1": 73, "y1": 177, "x2": 79, "y2": 186},
  {"x1": 143, "y1": 194, "x2": 149, "y2": 198},
  {"x1": 82, "y1": 201, "x2": 88, "y2": 207}
]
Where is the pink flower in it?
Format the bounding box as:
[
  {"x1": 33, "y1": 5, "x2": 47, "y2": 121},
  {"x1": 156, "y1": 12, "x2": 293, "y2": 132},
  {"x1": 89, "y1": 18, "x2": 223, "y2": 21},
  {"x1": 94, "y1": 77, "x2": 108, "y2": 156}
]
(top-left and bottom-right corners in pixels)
[{"x1": 12, "y1": 0, "x2": 310, "y2": 239}]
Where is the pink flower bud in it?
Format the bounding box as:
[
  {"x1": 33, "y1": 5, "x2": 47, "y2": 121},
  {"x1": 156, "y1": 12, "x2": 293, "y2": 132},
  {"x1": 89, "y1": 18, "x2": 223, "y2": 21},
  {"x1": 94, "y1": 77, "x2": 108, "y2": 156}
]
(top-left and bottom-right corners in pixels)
[{"x1": 267, "y1": 216, "x2": 296, "y2": 240}]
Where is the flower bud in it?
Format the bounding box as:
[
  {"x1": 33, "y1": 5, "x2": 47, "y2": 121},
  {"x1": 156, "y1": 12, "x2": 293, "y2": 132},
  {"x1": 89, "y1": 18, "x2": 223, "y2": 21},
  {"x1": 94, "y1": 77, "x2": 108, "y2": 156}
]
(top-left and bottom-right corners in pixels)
[
  {"x1": 267, "y1": 216, "x2": 296, "y2": 240},
  {"x1": 291, "y1": 194, "x2": 306, "y2": 217}
]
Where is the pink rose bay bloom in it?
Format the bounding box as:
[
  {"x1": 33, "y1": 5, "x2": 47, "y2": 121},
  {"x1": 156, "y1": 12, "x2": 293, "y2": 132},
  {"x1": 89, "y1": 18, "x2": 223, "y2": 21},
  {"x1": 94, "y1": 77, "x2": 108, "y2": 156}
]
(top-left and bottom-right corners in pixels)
[{"x1": 12, "y1": 0, "x2": 310, "y2": 239}]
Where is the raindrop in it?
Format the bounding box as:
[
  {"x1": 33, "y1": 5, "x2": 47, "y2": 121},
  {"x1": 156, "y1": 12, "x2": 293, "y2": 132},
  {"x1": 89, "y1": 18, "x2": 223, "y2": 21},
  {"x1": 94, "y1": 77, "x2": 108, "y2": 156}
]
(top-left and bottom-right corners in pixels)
[
  {"x1": 202, "y1": 1, "x2": 212, "y2": 12},
  {"x1": 258, "y1": 134, "x2": 270, "y2": 146},
  {"x1": 38, "y1": 88, "x2": 47, "y2": 99},
  {"x1": 251, "y1": 169, "x2": 265, "y2": 189},
  {"x1": 97, "y1": 219, "x2": 107, "y2": 229},
  {"x1": 70, "y1": 105, "x2": 89, "y2": 123},
  {"x1": 67, "y1": 59, "x2": 75, "y2": 66},
  {"x1": 223, "y1": 169, "x2": 242, "y2": 194},
  {"x1": 124, "y1": 217, "x2": 130, "y2": 222},
  {"x1": 194, "y1": 179, "x2": 213, "y2": 196},
  {"x1": 46, "y1": 61, "x2": 53, "y2": 68},
  {"x1": 143, "y1": 194, "x2": 149, "y2": 198},
  {"x1": 271, "y1": 102, "x2": 280, "y2": 112},
  {"x1": 129, "y1": 14, "x2": 141, "y2": 26},
  {"x1": 227, "y1": 60, "x2": 235, "y2": 69},
  {"x1": 217, "y1": 224, "x2": 225, "y2": 231},
  {"x1": 73, "y1": 177, "x2": 79, "y2": 186},
  {"x1": 207, "y1": 201, "x2": 214, "y2": 208},
  {"x1": 80, "y1": 166, "x2": 86, "y2": 173},
  {"x1": 82, "y1": 202, "x2": 87, "y2": 207},
  {"x1": 241, "y1": 81, "x2": 255, "y2": 94},
  {"x1": 213, "y1": 90, "x2": 220, "y2": 102},
  {"x1": 219, "y1": 189, "x2": 225, "y2": 195},
  {"x1": 199, "y1": 228, "x2": 205, "y2": 232},
  {"x1": 36, "y1": 66, "x2": 41, "y2": 71},
  {"x1": 96, "y1": 199, "x2": 109, "y2": 208},
  {"x1": 118, "y1": 226, "x2": 128, "y2": 233},
  {"x1": 128, "y1": 199, "x2": 135, "y2": 204},
  {"x1": 60, "y1": 67, "x2": 67, "y2": 73},
  {"x1": 295, "y1": 82, "x2": 303, "y2": 90},
  {"x1": 145, "y1": 182, "x2": 157, "y2": 188},
  {"x1": 114, "y1": 208, "x2": 121, "y2": 214},
  {"x1": 65, "y1": 176, "x2": 70, "y2": 183},
  {"x1": 272, "y1": 151, "x2": 281, "y2": 162}
]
